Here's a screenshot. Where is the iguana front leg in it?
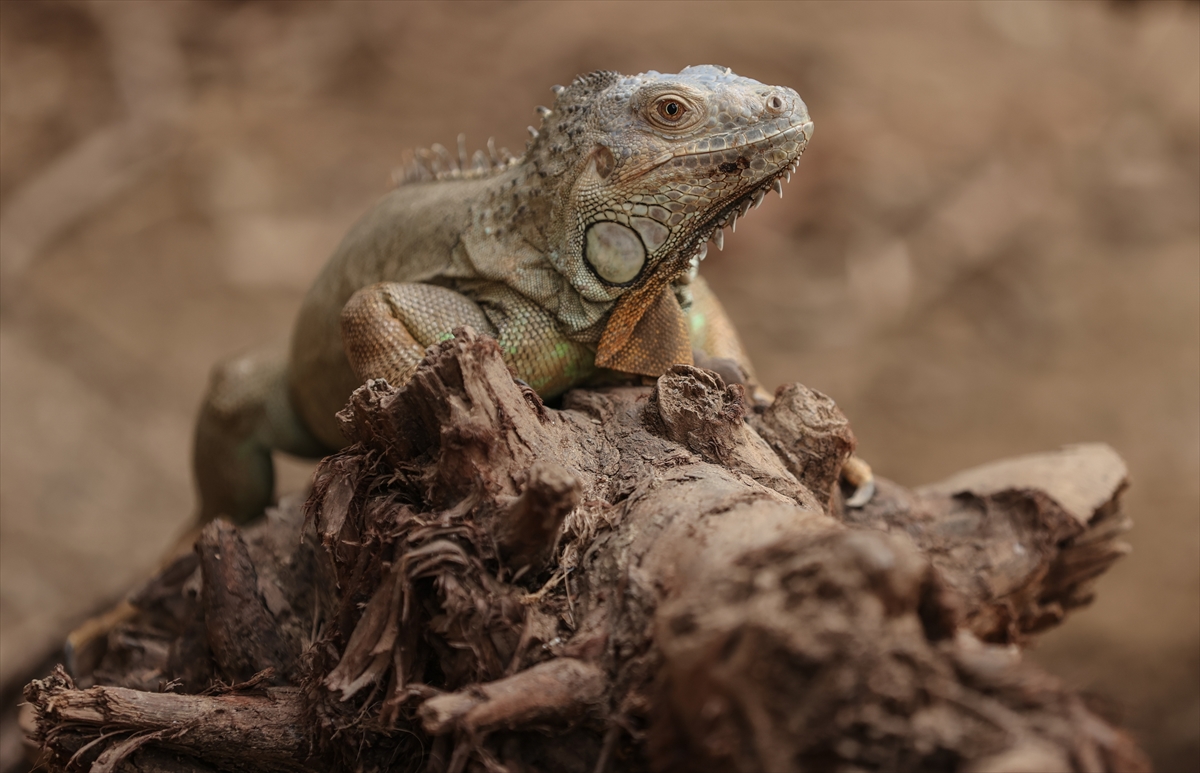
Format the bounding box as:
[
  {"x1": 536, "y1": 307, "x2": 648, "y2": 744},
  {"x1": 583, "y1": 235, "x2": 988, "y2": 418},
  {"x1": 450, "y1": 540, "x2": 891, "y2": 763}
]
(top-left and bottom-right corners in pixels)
[
  {"x1": 341, "y1": 282, "x2": 594, "y2": 398},
  {"x1": 341, "y1": 282, "x2": 497, "y2": 387}
]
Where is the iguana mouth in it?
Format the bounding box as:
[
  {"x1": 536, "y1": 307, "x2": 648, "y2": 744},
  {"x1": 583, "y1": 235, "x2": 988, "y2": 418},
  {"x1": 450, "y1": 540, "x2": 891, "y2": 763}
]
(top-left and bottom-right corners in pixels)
[{"x1": 688, "y1": 145, "x2": 806, "y2": 265}]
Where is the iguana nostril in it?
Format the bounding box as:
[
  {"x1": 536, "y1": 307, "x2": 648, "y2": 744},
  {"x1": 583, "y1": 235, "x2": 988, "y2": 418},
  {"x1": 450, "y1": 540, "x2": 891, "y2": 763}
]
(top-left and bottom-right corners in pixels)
[{"x1": 766, "y1": 94, "x2": 785, "y2": 114}]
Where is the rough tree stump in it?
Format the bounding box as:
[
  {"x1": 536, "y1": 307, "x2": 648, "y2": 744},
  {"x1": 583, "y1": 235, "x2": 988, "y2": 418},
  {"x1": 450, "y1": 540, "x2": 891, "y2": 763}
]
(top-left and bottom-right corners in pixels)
[{"x1": 24, "y1": 329, "x2": 1148, "y2": 773}]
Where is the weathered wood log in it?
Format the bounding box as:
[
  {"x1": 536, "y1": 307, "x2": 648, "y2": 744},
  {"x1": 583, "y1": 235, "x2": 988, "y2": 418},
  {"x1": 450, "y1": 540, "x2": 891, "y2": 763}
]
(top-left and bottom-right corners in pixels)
[
  {"x1": 23, "y1": 329, "x2": 1148, "y2": 773},
  {"x1": 417, "y1": 658, "x2": 607, "y2": 735},
  {"x1": 495, "y1": 460, "x2": 582, "y2": 574},
  {"x1": 24, "y1": 667, "x2": 306, "y2": 772},
  {"x1": 849, "y1": 444, "x2": 1132, "y2": 642},
  {"x1": 197, "y1": 521, "x2": 293, "y2": 684}
]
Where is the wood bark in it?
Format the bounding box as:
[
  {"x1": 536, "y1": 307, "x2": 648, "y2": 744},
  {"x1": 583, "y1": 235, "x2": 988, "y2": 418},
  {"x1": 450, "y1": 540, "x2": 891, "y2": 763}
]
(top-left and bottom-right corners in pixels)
[{"x1": 24, "y1": 329, "x2": 1148, "y2": 773}]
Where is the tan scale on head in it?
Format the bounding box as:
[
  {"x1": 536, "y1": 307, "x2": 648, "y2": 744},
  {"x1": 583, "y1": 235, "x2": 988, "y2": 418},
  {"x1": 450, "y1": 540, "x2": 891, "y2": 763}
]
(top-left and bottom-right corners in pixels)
[{"x1": 526, "y1": 65, "x2": 813, "y2": 376}]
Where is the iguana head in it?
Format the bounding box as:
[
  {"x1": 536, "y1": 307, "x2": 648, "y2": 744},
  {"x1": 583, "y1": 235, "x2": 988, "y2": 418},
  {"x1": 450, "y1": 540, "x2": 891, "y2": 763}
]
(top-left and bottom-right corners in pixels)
[{"x1": 531, "y1": 65, "x2": 813, "y2": 376}]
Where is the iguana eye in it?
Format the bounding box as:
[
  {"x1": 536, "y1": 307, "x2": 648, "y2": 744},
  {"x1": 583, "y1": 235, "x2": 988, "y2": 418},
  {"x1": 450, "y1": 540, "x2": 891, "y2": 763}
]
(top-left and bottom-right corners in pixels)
[
  {"x1": 645, "y1": 94, "x2": 699, "y2": 131},
  {"x1": 656, "y1": 99, "x2": 686, "y2": 122}
]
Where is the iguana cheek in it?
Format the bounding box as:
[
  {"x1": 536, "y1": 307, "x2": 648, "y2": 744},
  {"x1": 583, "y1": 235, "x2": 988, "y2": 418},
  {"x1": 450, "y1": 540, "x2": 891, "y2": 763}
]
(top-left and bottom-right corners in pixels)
[{"x1": 585, "y1": 221, "x2": 646, "y2": 285}]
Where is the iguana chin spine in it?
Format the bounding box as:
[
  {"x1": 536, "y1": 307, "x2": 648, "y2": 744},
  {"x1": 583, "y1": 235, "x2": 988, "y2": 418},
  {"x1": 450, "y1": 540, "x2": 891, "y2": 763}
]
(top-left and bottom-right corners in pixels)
[{"x1": 193, "y1": 65, "x2": 814, "y2": 524}]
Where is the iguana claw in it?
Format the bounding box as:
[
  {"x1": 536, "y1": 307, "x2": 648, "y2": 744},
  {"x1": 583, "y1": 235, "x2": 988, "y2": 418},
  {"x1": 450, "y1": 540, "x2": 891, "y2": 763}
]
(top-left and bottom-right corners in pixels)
[{"x1": 842, "y1": 455, "x2": 876, "y2": 508}]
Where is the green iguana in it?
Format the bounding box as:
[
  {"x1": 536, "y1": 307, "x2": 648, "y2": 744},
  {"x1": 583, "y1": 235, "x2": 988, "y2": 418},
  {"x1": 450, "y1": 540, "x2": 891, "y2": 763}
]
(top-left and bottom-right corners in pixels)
[{"x1": 193, "y1": 65, "x2": 871, "y2": 525}]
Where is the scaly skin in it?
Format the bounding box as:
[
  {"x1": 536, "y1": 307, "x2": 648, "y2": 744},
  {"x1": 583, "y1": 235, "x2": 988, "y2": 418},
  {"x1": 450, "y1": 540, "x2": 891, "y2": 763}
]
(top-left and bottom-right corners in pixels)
[{"x1": 195, "y1": 66, "x2": 815, "y2": 523}]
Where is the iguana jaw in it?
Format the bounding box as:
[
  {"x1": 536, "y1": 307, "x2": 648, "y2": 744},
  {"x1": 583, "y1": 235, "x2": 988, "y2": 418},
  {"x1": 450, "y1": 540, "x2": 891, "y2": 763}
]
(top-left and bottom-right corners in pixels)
[
  {"x1": 636, "y1": 119, "x2": 810, "y2": 306},
  {"x1": 688, "y1": 121, "x2": 812, "y2": 256}
]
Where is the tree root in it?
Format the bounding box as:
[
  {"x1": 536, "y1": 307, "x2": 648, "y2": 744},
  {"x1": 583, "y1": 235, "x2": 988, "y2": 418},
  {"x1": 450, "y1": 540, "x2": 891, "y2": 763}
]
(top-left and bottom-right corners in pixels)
[{"x1": 23, "y1": 329, "x2": 1149, "y2": 772}]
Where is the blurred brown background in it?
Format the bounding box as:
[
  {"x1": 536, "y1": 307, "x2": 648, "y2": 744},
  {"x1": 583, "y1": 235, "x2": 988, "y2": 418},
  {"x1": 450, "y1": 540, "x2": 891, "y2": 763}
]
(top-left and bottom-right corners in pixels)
[{"x1": 0, "y1": 1, "x2": 1196, "y2": 769}]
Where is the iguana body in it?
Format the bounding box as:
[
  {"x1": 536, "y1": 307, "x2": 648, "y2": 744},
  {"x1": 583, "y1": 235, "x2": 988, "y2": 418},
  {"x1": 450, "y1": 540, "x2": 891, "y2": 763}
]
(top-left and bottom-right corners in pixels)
[{"x1": 195, "y1": 66, "x2": 815, "y2": 523}]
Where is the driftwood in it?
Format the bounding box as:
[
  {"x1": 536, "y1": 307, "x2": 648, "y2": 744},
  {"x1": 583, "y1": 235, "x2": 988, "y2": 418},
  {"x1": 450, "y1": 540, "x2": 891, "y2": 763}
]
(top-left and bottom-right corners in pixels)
[{"x1": 24, "y1": 329, "x2": 1149, "y2": 772}]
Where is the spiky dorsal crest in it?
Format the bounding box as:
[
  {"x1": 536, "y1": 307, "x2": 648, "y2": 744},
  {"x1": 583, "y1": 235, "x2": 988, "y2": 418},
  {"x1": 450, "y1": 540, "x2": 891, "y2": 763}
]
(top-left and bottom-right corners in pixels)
[
  {"x1": 392, "y1": 134, "x2": 519, "y2": 186},
  {"x1": 570, "y1": 70, "x2": 621, "y2": 91},
  {"x1": 522, "y1": 70, "x2": 621, "y2": 177},
  {"x1": 393, "y1": 70, "x2": 620, "y2": 186},
  {"x1": 549, "y1": 70, "x2": 620, "y2": 119}
]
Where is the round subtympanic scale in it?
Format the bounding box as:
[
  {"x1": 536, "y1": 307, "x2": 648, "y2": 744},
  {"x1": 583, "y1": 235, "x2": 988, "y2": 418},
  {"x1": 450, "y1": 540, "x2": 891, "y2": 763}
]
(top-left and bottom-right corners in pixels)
[
  {"x1": 630, "y1": 217, "x2": 670, "y2": 252},
  {"x1": 585, "y1": 221, "x2": 646, "y2": 284}
]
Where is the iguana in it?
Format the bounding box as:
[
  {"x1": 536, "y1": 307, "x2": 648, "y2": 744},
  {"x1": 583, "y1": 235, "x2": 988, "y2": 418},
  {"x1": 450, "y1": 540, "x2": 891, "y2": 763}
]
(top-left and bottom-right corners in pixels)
[
  {"x1": 193, "y1": 64, "x2": 871, "y2": 524},
  {"x1": 65, "y1": 66, "x2": 873, "y2": 669}
]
